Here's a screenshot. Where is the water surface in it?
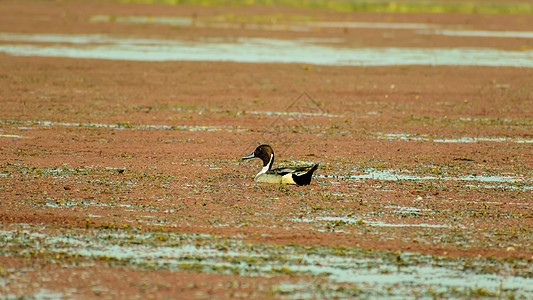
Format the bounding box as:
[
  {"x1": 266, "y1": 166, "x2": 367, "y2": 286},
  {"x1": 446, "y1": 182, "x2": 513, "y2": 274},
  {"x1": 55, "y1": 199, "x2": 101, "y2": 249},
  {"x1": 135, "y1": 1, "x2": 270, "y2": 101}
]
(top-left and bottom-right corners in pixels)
[
  {"x1": 1, "y1": 225, "x2": 531, "y2": 298},
  {"x1": 1, "y1": 32, "x2": 532, "y2": 67}
]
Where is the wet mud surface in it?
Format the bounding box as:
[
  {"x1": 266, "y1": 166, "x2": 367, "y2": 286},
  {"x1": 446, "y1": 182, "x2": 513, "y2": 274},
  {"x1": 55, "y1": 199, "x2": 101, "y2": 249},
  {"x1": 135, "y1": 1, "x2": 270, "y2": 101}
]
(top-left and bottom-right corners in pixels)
[{"x1": 1, "y1": 0, "x2": 532, "y2": 298}]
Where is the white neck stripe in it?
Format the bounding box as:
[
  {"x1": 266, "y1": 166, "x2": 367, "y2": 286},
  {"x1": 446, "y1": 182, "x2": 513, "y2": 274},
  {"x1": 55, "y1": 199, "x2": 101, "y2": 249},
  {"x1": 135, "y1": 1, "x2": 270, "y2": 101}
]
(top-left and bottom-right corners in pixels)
[{"x1": 257, "y1": 154, "x2": 273, "y2": 175}]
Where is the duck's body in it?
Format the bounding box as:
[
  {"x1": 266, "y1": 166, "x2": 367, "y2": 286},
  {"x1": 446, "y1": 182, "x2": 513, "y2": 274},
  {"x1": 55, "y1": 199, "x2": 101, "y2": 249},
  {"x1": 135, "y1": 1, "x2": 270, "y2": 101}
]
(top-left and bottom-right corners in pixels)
[{"x1": 242, "y1": 145, "x2": 318, "y2": 186}]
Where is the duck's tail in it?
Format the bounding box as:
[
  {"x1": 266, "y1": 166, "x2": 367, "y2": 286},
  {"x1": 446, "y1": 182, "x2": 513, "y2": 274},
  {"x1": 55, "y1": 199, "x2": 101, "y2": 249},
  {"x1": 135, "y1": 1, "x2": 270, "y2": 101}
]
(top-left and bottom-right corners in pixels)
[{"x1": 293, "y1": 164, "x2": 319, "y2": 186}]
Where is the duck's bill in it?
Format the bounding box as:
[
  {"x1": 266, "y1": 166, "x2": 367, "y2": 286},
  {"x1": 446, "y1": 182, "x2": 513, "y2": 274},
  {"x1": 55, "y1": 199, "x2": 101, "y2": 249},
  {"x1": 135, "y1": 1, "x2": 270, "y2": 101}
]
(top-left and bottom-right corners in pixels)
[{"x1": 242, "y1": 153, "x2": 255, "y2": 160}]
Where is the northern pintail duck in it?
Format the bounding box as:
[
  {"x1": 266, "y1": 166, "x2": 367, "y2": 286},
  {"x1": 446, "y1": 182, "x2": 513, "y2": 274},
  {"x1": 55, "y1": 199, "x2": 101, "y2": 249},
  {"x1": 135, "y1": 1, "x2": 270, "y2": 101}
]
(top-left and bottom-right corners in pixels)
[{"x1": 242, "y1": 144, "x2": 318, "y2": 186}]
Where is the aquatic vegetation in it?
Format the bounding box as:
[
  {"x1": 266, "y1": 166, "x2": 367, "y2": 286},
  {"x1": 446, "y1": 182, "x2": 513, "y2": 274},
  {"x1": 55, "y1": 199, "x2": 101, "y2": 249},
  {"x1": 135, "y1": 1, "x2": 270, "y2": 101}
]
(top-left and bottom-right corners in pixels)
[{"x1": 106, "y1": 0, "x2": 533, "y2": 15}]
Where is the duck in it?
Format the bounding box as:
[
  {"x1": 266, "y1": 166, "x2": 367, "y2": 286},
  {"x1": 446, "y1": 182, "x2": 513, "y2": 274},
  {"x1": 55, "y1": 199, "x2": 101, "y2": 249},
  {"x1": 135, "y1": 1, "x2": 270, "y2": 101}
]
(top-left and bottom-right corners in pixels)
[{"x1": 242, "y1": 144, "x2": 318, "y2": 186}]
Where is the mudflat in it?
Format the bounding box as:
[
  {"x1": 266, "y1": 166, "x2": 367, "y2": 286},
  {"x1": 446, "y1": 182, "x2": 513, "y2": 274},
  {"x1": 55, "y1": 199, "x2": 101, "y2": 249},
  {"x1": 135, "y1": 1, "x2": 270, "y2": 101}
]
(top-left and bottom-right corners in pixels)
[{"x1": 1, "y1": 0, "x2": 532, "y2": 298}]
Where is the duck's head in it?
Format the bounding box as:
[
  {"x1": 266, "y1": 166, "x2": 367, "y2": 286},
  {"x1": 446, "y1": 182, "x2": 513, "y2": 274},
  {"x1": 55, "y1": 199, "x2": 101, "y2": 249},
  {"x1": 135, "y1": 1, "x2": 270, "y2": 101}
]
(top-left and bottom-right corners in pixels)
[{"x1": 242, "y1": 144, "x2": 274, "y2": 169}]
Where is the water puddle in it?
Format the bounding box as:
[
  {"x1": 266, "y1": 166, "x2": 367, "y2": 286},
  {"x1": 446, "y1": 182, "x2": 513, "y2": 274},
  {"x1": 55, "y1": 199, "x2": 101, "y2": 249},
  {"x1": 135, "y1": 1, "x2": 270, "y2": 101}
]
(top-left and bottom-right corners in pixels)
[
  {"x1": 293, "y1": 216, "x2": 454, "y2": 228},
  {"x1": 346, "y1": 169, "x2": 528, "y2": 184},
  {"x1": 433, "y1": 137, "x2": 533, "y2": 143},
  {"x1": 31, "y1": 289, "x2": 67, "y2": 300},
  {"x1": 89, "y1": 14, "x2": 533, "y2": 42},
  {"x1": 420, "y1": 29, "x2": 533, "y2": 39},
  {"x1": 1, "y1": 225, "x2": 531, "y2": 298},
  {"x1": 1, "y1": 32, "x2": 532, "y2": 67},
  {"x1": 322, "y1": 168, "x2": 532, "y2": 191},
  {"x1": 0, "y1": 134, "x2": 32, "y2": 139},
  {"x1": 384, "y1": 205, "x2": 433, "y2": 215},
  {"x1": 376, "y1": 133, "x2": 428, "y2": 141},
  {"x1": 366, "y1": 221, "x2": 451, "y2": 228},
  {"x1": 43, "y1": 200, "x2": 135, "y2": 210},
  {"x1": 1, "y1": 120, "x2": 243, "y2": 132},
  {"x1": 376, "y1": 132, "x2": 533, "y2": 143},
  {"x1": 247, "y1": 111, "x2": 341, "y2": 118}
]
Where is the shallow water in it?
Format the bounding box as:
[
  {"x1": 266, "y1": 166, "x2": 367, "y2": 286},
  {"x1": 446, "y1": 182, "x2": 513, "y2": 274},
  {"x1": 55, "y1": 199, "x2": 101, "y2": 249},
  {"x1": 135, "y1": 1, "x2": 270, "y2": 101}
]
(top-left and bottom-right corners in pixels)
[
  {"x1": 433, "y1": 137, "x2": 533, "y2": 143},
  {"x1": 317, "y1": 168, "x2": 533, "y2": 192},
  {"x1": 247, "y1": 111, "x2": 341, "y2": 118},
  {"x1": 421, "y1": 29, "x2": 533, "y2": 39},
  {"x1": 294, "y1": 216, "x2": 454, "y2": 228},
  {"x1": 1, "y1": 225, "x2": 532, "y2": 298},
  {"x1": 0, "y1": 134, "x2": 32, "y2": 139},
  {"x1": 346, "y1": 169, "x2": 528, "y2": 183},
  {"x1": 2, "y1": 120, "x2": 241, "y2": 132},
  {"x1": 1, "y1": 32, "x2": 533, "y2": 67},
  {"x1": 376, "y1": 132, "x2": 533, "y2": 143},
  {"x1": 90, "y1": 14, "x2": 533, "y2": 41}
]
